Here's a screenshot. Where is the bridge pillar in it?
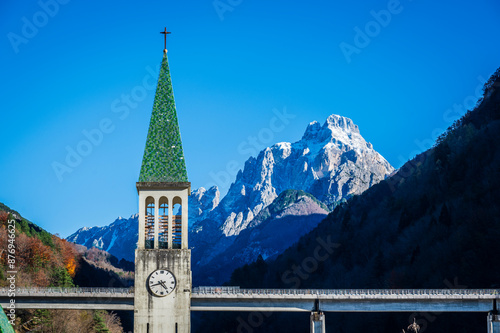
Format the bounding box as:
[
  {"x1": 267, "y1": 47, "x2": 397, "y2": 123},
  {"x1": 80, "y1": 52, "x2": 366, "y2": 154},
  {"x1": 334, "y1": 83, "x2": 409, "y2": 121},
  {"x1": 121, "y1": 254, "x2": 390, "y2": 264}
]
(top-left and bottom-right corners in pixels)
[
  {"x1": 488, "y1": 313, "x2": 500, "y2": 333},
  {"x1": 310, "y1": 312, "x2": 325, "y2": 333}
]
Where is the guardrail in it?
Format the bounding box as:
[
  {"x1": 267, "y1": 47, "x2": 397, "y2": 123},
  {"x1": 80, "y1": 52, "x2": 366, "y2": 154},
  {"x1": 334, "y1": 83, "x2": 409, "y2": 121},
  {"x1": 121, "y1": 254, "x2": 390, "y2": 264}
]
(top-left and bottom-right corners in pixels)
[
  {"x1": 0, "y1": 287, "x2": 134, "y2": 296},
  {"x1": 192, "y1": 287, "x2": 500, "y2": 297},
  {"x1": 0, "y1": 287, "x2": 498, "y2": 298},
  {"x1": 0, "y1": 287, "x2": 498, "y2": 312}
]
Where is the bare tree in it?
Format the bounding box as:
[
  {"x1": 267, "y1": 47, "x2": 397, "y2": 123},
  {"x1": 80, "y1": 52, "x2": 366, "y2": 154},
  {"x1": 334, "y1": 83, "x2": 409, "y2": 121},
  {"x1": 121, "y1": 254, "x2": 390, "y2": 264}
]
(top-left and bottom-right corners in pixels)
[{"x1": 407, "y1": 318, "x2": 421, "y2": 333}]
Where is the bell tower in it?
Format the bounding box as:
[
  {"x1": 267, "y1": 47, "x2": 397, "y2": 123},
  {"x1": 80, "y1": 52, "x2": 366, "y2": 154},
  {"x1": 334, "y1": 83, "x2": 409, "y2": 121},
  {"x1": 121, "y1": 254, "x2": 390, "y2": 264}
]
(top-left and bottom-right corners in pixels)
[{"x1": 134, "y1": 29, "x2": 191, "y2": 333}]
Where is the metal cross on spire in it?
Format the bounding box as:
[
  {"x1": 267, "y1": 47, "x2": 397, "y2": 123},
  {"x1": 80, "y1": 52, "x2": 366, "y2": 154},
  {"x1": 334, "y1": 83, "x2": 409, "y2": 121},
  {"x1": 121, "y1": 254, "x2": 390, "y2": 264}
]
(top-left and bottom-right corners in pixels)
[{"x1": 160, "y1": 27, "x2": 171, "y2": 50}]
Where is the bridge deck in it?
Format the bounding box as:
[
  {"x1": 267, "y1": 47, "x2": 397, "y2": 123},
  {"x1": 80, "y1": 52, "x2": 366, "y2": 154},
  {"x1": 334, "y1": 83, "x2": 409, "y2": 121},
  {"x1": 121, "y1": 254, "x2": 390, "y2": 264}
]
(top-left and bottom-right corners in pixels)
[{"x1": 0, "y1": 287, "x2": 498, "y2": 312}]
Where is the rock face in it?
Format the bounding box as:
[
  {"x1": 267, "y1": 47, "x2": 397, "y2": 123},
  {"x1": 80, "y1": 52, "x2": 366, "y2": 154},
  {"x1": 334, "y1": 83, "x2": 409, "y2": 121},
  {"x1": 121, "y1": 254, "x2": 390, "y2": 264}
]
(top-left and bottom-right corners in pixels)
[
  {"x1": 195, "y1": 189, "x2": 329, "y2": 285},
  {"x1": 67, "y1": 114, "x2": 394, "y2": 284},
  {"x1": 212, "y1": 114, "x2": 394, "y2": 237},
  {"x1": 188, "y1": 186, "x2": 220, "y2": 228},
  {"x1": 189, "y1": 114, "x2": 394, "y2": 284}
]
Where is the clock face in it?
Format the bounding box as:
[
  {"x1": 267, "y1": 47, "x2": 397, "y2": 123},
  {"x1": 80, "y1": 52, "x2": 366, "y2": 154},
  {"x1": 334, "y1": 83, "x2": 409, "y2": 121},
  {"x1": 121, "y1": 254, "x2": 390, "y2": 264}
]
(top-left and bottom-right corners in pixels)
[{"x1": 147, "y1": 270, "x2": 176, "y2": 297}]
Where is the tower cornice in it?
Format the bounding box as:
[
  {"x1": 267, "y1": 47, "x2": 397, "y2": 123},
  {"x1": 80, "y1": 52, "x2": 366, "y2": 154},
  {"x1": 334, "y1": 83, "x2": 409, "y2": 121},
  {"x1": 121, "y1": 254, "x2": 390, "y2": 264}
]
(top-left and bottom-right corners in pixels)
[{"x1": 136, "y1": 181, "x2": 191, "y2": 194}]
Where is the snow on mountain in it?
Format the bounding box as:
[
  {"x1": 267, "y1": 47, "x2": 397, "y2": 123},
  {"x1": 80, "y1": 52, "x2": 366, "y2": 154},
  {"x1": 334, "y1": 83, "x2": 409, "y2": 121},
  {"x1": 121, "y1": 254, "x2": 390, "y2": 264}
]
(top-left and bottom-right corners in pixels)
[
  {"x1": 205, "y1": 114, "x2": 393, "y2": 237},
  {"x1": 66, "y1": 215, "x2": 139, "y2": 262},
  {"x1": 189, "y1": 114, "x2": 394, "y2": 282},
  {"x1": 188, "y1": 186, "x2": 220, "y2": 228}
]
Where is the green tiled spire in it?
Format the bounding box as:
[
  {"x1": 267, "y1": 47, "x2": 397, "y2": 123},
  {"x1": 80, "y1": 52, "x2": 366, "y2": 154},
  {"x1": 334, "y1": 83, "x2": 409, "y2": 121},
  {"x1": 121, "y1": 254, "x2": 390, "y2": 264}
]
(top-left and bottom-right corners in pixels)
[{"x1": 139, "y1": 51, "x2": 188, "y2": 183}]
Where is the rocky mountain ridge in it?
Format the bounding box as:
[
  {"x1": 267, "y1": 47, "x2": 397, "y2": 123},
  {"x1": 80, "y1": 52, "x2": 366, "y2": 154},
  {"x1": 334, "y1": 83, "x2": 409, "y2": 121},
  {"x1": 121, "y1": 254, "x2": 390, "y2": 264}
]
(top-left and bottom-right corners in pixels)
[{"x1": 210, "y1": 114, "x2": 393, "y2": 237}]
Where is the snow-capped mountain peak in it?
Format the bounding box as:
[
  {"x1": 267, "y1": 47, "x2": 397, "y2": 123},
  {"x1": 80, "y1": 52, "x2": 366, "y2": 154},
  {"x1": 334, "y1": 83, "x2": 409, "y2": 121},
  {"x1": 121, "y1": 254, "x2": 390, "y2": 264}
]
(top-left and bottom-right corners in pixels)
[{"x1": 206, "y1": 114, "x2": 393, "y2": 237}]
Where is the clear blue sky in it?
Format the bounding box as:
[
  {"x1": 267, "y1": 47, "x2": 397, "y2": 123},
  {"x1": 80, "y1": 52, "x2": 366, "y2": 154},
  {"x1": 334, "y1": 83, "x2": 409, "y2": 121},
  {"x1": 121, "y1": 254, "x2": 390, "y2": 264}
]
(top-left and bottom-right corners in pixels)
[{"x1": 1, "y1": 0, "x2": 499, "y2": 237}]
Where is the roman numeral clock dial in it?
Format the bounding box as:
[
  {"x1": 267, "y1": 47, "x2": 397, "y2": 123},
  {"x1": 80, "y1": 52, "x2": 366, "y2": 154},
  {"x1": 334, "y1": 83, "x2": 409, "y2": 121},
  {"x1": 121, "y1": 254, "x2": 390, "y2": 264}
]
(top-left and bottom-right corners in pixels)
[{"x1": 147, "y1": 270, "x2": 176, "y2": 297}]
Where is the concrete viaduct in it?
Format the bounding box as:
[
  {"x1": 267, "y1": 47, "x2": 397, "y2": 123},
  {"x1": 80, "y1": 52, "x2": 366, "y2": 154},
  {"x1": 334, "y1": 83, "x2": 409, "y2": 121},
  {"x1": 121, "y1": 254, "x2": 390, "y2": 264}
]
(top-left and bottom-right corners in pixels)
[{"x1": 1, "y1": 287, "x2": 500, "y2": 332}]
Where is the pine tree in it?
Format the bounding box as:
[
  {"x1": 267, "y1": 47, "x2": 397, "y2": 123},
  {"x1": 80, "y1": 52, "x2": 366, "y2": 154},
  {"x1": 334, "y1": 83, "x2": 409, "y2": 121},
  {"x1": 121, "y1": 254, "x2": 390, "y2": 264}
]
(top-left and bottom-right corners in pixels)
[{"x1": 93, "y1": 311, "x2": 110, "y2": 333}]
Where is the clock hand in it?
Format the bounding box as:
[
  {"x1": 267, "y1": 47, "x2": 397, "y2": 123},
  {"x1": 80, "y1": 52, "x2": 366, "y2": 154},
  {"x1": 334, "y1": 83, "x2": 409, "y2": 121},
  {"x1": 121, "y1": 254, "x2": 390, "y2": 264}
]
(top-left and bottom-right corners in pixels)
[{"x1": 159, "y1": 280, "x2": 169, "y2": 290}]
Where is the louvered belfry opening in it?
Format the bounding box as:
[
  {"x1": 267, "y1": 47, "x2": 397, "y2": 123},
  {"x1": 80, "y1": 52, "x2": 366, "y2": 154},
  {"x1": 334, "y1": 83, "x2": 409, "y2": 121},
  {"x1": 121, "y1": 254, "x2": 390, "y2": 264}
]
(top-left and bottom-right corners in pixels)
[
  {"x1": 158, "y1": 197, "x2": 169, "y2": 249},
  {"x1": 145, "y1": 197, "x2": 155, "y2": 249},
  {"x1": 172, "y1": 197, "x2": 182, "y2": 249}
]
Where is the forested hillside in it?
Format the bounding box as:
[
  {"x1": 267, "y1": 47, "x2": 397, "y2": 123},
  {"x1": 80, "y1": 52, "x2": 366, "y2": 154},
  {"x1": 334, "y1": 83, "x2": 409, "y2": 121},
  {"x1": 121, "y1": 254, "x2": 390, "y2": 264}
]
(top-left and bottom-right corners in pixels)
[
  {"x1": 0, "y1": 204, "x2": 77, "y2": 289},
  {"x1": 197, "y1": 68, "x2": 500, "y2": 332},
  {"x1": 0, "y1": 203, "x2": 130, "y2": 332}
]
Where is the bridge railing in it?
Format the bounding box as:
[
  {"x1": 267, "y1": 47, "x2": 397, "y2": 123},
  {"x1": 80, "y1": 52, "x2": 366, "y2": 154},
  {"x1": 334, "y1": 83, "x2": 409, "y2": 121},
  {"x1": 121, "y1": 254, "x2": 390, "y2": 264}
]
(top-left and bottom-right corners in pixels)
[
  {"x1": 192, "y1": 287, "x2": 500, "y2": 297},
  {"x1": 0, "y1": 287, "x2": 134, "y2": 296},
  {"x1": 1, "y1": 287, "x2": 499, "y2": 298}
]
